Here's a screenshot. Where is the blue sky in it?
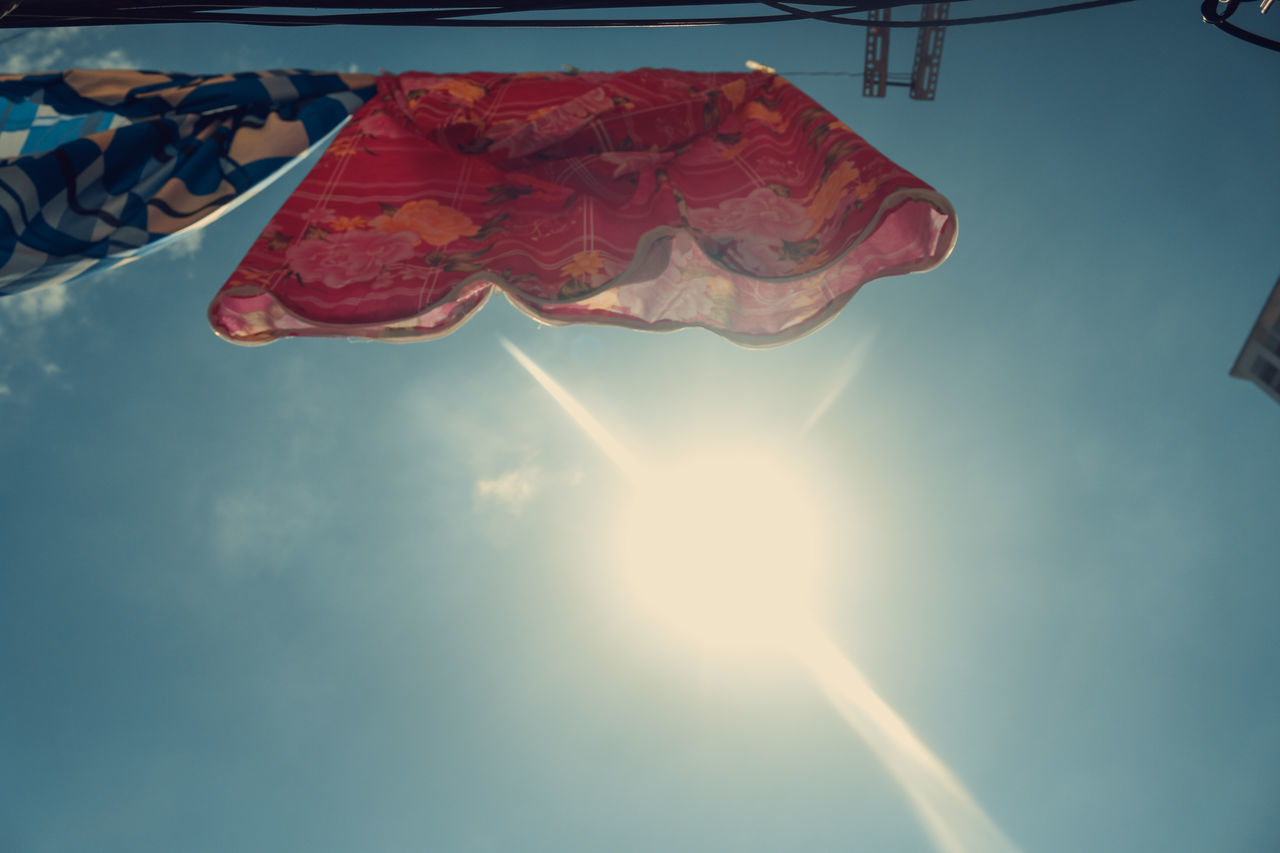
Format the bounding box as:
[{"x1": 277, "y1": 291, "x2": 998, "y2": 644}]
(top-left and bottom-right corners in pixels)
[{"x1": 3, "y1": 4, "x2": 1280, "y2": 852}]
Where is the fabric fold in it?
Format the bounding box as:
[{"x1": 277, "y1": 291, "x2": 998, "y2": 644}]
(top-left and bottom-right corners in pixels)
[
  {"x1": 210, "y1": 68, "x2": 955, "y2": 347},
  {"x1": 0, "y1": 68, "x2": 377, "y2": 295}
]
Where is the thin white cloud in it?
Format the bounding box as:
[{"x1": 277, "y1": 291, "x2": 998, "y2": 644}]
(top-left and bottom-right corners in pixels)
[
  {"x1": 211, "y1": 485, "x2": 328, "y2": 574},
  {"x1": 76, "y1": 48, "x2": 134, "y2": 69},
  {"x1": 475, "y1": 464, "x2": 541, "y2": 515},
  {"x1": 396, "y1": 364, "x2": 587, "y2": 530},
  {"x1": 0, "y1": 28, "x2": 85, "y2": 74},
  {"x1": 163, "y1": 228, "x2": 206, "y2": 260},
  {"x1": 1, "y1": 29, "x2": 136, "y2": 75},
  {"x1": 473, "y1": 462, "x2": 587, "y2": 519},
  {"x1": 0, "y1": 283, "x2": 73, "y2": 400},
  {"x1": 0, "y1": 383, "x2": 11, "y2": 397},
  {"x1": 0, "y1": 27, "x2": 134, "y2": 398},
  {"x1": 0, "y1": 282, "x2": 71, "y2": 323}
]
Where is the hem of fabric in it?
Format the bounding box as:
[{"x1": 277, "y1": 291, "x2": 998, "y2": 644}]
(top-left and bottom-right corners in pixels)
[
  {"x1": 549, "y1": 185, "x2": 957, "y2": 305},
  {"x1": 208, "y1": 186, "x2": 956, "y2": 347},
  {"x1": 208, "y1": 283, "x2": 493, "y2": 345}
]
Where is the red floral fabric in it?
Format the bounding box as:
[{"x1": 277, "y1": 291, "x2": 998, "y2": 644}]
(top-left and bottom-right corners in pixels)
[{"x1": 209, "y1": 68, "x2": 956, "y2": 346}]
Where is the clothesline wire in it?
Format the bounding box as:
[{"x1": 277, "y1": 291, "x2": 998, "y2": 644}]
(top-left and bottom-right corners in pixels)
[
  {"x1": 0, "y1": 0, "x2": 1142, "y2": 28},
  {"x1": 1201, "y1": 0, "x2": 1280, "y2": 53},
  {"x1": 0, "y1": 0, "x2": 978, "y2": 14},
  {"x1": 763, "y1": 0, "x2": 1142, "y2": 28}
]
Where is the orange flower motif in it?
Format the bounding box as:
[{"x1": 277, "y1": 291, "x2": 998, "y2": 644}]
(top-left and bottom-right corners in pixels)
[
  {"x1": 720, "y1": 78, "x2": 747, "y2": 111},
  {"x1": 327, "y1": 136, "x2": 359, "y2": 157},
  {"x1": 560, "y1": 250, "x2": 607, "y2": 282},
  {"x1": 851, "y1": 179, "x2": 879, "y2": 203},
  {"x1": 803, "y1": 160, "x2": 863, "y2": 238},
  {"x1": 429, "y1": 78, "x2": 487, "y2": 105},
  {"x1": 719, "y1": 138, "x2": 749, "y2": 160},
  {"x1": 743, "y1": 102, "x2": 788, "y2": 134},
  {"x1": 235, "y1": 268, "x2": 275, "y2": 285},
  {"x1": 526, "y1": 104, "x2": 559, "y2": 122},
  {"x1": 702, "y1": 275, "x2": 734, "y2": 300},
  {"x1": 326, "y1": 215, "x2": 368, "y2": 232},
  {"x1": 374, "y1": 200, "x2": 480, "y2": 247}
]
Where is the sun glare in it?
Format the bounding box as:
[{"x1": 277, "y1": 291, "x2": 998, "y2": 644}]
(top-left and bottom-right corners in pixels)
[
  {"x1": 615, "y1": 449, "x2": 826, "y2": 655},
  {"x1": 503, "y1": 338, "x2": 1021, "y2": 853}
]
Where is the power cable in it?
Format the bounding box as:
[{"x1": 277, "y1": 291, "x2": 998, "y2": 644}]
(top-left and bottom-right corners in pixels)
[
  {"x1": 763, "y1": 0, "x2": 1142, "y2": 28},
  {"x1": 1202, "y1": 0, "x2": 1280, "y2": 53},
  {"x1": 0, "y1": 0, "x2": 1142, "y2": 28}
]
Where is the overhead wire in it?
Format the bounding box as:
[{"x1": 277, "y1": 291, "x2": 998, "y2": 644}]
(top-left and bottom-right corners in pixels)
[
  {"x1": 1201, "y1": 0, "x2": 1280, "y2": 53},
  {"x1": 763, "y1": 0, "x2": 1142, "y2": 28},
  {"x1": 0, "y1": 0, "x2": 1142, "y2": 28},
  {"x1": 5, "y1": 3, "x2": 1270, "y2": 55}
]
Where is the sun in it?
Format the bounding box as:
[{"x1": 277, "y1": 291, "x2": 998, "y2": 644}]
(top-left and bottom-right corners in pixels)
[
  {"x1": 504, "y1": 340, "x2": 1020, "y2": 853},
  {"x1": 614, "y1": 447, "x2": 827, "y2": 656}
]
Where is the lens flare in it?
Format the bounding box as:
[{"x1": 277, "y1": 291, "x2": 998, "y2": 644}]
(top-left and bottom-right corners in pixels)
[
  {"x1": 500, "y1": 336, "x2": 641, "y2": 479},
  {"x1": 501, "y1": 337, "x2": 1021, "y2": 853},
  {"x1": 788, "y1": 628, "x2": 1021, "y2": 853}
]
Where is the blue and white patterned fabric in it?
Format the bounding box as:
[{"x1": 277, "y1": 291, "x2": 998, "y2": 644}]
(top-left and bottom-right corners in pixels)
[{"x1": 0, "y1": 68, "x2": 377, "y2": 296}]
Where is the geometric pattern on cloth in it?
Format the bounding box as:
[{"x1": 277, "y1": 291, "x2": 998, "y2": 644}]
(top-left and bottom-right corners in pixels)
[
  {"x1": 0, "y1": 68, "x2": 378, "y2": 297},
  {"x1": 210, "y1": 68, "x2": 956, "y2": 347}
]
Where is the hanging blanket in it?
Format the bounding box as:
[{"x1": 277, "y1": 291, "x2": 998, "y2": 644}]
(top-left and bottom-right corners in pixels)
[
  {"x1": 210, "y1": 68, "x2": 956, "y2": 347},
  {"x1": 0, "y1": 68, "x2": 376, "y2": 295}
]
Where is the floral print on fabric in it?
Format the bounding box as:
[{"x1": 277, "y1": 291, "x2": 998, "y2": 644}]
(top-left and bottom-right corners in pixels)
[
  {"x1": 210, "y1": 68, "x2": 956, "y2": 346},
  {"x1": 285, "y1": 229, "x2": 419, "y2": 289},
  {"x1": 372, "y1": 200, "x2": 480, "y2": 247}
]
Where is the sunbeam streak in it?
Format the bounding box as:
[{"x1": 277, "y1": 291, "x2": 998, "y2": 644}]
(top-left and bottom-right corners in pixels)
[
  {"x1": 788, "y1": 627, "x2": 1022, "y2": 853},
  {"x1": 501, "y1": 337, "x2": 1020, "y2": 853},
  {"x1": 799, "y1": 333, "x2": 876, "y2": 436},
  {"x1": 500, "y1": 337, "x2": 642, "y2": 480}
]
